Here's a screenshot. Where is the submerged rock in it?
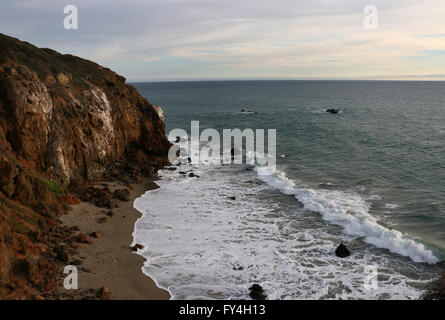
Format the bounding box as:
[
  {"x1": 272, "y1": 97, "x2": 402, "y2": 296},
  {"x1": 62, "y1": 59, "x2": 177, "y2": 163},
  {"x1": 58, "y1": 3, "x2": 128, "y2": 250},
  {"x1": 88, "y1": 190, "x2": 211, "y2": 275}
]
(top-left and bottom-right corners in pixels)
[
  {"x1": 188, "y1": 172, "x2": 199, "y2": 178},
  {"x1": 335, "y1": 243, "x2": 351, "y2": 258}
]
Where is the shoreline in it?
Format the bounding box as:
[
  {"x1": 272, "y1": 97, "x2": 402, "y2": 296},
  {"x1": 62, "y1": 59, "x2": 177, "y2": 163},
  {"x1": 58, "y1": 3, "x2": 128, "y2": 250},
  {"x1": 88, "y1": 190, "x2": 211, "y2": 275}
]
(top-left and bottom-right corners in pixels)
[{"x1": 60, "y1": 179, "x2": 170, "y2": 300}]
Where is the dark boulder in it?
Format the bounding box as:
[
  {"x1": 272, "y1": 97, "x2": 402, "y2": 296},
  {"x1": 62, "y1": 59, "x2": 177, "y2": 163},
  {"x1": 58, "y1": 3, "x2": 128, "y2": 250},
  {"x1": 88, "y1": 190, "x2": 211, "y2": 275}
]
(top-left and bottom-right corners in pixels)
[
  {"x1": 57, "y1": 252, "x2": 69, "y2": 263},
  {"x1": 335, "y1": 243, "x2": 351, "y2": 258},
  {"x1": 249, "y1": 284, "x2": 267, "y2": 300},
  {"x1": 94, "y1": 189, "x2": 114, "y2": 208},
  {"x1": 131, "y1": 244, "x2": 144, "y2": 252}
]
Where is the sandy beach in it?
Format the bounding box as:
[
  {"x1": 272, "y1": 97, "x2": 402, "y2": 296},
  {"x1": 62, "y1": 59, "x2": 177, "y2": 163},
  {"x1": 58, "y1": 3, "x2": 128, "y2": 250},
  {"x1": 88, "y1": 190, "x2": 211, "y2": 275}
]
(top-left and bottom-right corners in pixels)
[{"x1": 60, "y1": 179, "x2": 170, "y2": 300}]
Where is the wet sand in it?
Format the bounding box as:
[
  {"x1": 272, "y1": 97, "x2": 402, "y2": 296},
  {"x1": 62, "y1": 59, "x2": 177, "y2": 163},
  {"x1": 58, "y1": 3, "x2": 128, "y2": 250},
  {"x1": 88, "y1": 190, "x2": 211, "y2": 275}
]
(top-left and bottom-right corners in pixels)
[{"x1": 60, "y1": 179, "x2": 170, "y2": 300}]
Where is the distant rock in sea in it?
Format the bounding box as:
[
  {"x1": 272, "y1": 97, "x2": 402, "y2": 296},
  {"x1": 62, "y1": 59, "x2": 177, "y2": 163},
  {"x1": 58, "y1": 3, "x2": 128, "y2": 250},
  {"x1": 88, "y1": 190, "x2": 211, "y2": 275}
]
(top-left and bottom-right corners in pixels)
[{"x1": 240, "y1": 108, "x2": 257, "y2": 114}]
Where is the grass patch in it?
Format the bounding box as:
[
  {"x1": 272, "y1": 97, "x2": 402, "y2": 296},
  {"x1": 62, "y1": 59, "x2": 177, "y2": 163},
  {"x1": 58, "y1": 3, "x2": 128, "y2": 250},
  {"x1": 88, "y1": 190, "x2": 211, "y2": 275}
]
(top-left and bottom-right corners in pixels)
[{"x1": 44, "y1": 179, "x2": 64, "y2": 197}]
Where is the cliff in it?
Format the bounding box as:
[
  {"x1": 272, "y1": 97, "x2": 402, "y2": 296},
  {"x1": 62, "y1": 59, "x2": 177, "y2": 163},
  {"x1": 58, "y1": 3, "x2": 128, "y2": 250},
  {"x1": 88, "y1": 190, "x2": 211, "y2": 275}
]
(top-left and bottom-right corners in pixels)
[{"x1": 0, "y1": 34, "x2": 170, "y2": 299}]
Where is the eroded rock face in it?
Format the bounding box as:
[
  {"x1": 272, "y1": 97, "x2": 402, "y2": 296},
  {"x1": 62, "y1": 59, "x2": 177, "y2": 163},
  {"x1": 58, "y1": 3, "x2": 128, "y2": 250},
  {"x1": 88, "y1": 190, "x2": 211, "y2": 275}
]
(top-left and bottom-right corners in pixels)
[
  {"x1": 0, "y1": 242, "x2": 11, "y2": 286},
  {"x1": 0, "y1": 33, "x2": 171, "y2": 298},
  {"x1": 1, "y1": 65, "x2": 54, "y2": 166}
]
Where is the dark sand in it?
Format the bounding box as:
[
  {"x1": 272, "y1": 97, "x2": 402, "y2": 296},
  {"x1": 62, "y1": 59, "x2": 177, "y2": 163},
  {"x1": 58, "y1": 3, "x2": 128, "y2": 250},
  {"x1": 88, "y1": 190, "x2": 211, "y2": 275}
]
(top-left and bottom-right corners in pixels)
[{"x1": 60, "y1": 180, "x2": 170, "y2": 300}]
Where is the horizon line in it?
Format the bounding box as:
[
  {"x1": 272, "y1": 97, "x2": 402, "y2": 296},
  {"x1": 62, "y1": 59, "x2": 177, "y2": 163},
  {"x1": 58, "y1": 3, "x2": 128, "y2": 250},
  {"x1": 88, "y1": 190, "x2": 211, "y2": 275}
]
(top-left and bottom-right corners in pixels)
[{"x1": 128, "y1": 78, "x2": 445, "y2": 83}]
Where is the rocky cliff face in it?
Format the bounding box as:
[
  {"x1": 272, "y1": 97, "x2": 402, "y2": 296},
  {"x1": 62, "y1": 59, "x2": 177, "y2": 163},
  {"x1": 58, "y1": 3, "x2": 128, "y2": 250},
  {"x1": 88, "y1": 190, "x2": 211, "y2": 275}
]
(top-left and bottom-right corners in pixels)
[{"x1": 0, "y1": 34, "x2": 170, "y2": 298}]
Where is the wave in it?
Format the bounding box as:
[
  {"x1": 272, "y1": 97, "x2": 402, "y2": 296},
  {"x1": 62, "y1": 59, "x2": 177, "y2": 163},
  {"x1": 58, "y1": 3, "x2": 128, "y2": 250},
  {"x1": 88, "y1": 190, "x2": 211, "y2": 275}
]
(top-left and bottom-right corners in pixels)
[
  {"x1": 133, "y1": 163, "x2": 438, "y2": 299},
  {"x1": 254, "y1": 166, "x2": 439, "y2": 264}
]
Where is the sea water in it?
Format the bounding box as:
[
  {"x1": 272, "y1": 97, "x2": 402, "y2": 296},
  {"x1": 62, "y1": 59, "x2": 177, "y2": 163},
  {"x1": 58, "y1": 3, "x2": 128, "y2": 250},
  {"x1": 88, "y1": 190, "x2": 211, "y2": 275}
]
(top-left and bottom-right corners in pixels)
[{"x1": 132, "y1": 80, "x2": 445, "y2": 299}]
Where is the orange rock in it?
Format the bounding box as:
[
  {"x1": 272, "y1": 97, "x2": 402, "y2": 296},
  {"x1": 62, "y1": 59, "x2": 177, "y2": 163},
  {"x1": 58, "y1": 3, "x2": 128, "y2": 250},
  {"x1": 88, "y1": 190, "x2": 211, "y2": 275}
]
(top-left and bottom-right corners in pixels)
[
  {"x1": 76, "y1": 233, "x2": 91, "y2": 244},
  {"x1": 100, "y1": 286, "x2": 110, "y2": 297},
  {"x1": 90, "y1": 231, "x2": 103, "y2": 239},
  {"x1": 71, "y1": 242, "x2": 82, "y2": 249},
  {"x1": 60, "y1": 195, "x2": 81, "y2": 205}
]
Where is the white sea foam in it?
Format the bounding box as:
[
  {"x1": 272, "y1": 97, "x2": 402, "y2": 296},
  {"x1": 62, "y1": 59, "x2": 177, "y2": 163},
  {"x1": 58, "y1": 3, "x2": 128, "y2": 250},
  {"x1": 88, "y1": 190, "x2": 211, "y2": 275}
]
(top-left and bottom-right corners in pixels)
[
  {"x1": 254, "y1": 166, "x2": 438, "y2": 264},
  {"x1": 385, "y1": 203, "x2": 400, "y2": 209},
  {"x1": 133, "y1": 162, "x2": 438, "y2": 300}
]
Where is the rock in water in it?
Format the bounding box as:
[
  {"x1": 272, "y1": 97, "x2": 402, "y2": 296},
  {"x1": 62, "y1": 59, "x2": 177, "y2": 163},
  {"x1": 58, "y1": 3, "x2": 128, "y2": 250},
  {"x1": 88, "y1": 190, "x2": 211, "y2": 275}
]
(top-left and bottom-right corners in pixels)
[
  {"x1": 188, "y1": 172, "x2": 199, "y2": 178},
  {"x1": 326, "y1": 108, "x2": 340, "y2": 114},
  {"x1": 335, "y1": 243, "x2": 351, "y2": 258},
  {"x1": 249, "y1": 284, "x2": 267, "y2": 300},
  {"x1": 131, "y1": 244, "x2": 144, "y2": 252}
]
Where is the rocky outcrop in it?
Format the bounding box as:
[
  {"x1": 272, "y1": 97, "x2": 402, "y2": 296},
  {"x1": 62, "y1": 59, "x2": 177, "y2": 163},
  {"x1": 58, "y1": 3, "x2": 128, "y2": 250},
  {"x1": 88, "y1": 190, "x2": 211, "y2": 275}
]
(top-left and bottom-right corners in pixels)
[{"x1": 0, "y1": 34, "x2": 170, "y2": 299}]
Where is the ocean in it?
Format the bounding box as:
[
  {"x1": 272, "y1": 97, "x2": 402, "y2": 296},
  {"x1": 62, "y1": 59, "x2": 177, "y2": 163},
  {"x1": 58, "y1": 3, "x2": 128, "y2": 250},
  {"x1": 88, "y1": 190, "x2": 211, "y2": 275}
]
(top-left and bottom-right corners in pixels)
[{"x1": 131, "y1": 80, "x2": 445, "y2": 299}]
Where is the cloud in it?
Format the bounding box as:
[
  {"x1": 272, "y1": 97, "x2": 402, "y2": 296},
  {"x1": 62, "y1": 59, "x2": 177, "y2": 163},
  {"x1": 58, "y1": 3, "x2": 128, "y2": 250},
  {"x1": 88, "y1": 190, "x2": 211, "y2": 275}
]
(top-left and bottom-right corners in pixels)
[{"x1": 0, "y1": 0, "x2": 444, "y2": 80}]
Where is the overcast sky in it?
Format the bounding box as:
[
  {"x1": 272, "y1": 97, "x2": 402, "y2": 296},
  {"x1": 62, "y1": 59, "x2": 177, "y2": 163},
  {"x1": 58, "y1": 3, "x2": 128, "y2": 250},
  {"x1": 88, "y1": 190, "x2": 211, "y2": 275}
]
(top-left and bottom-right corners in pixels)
[{"x1": 1, "y1": 0, "x2": 445, "y2": 81}]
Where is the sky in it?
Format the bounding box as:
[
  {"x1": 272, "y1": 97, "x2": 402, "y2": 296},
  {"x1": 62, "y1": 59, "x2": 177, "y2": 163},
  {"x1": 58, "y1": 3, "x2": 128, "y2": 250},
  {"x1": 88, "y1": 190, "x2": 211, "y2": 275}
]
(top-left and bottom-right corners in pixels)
[{"x1": 1, "y1": 0, "x2": 445, "y2": 81}]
